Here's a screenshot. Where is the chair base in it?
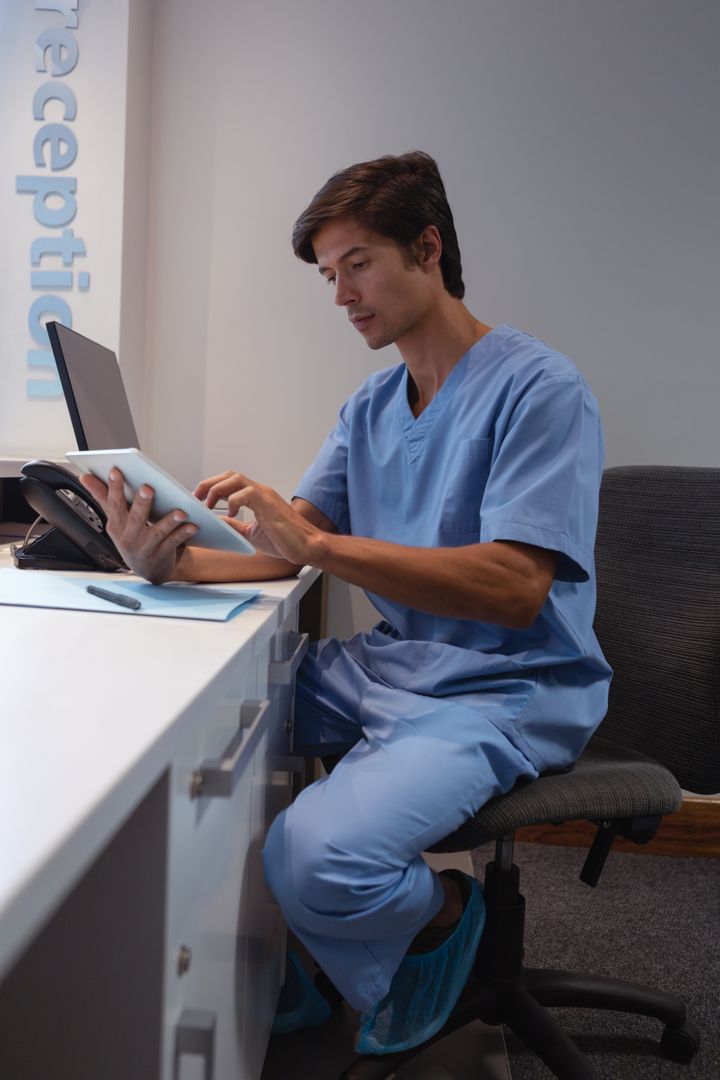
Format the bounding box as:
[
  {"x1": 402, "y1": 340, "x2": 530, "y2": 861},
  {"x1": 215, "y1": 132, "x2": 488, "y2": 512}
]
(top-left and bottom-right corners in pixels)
[{"x1": 339, "y1": 851, "x2": 700, "y2": 1080}]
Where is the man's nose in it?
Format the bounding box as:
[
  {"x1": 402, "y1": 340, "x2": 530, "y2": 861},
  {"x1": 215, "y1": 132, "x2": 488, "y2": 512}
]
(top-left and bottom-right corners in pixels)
[{"x1": 334, "y1": 273, "x2": 357, "y2": 307}]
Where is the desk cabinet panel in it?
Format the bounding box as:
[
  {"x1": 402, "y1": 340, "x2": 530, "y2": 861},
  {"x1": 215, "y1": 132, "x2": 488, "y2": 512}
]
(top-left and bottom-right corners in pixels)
[{"x1": 164, "y1": 617, "x2": 305, "y2": 1080}]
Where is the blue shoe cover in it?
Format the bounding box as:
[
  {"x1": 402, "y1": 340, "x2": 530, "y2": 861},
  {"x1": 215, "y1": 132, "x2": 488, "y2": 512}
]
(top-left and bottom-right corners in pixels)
[
  {"x1": 271, "y1": 950, "x2": 333, "y2": 1035},
  {"x1": 357, "y1": 873, "x2": 485, "y2": 1055}
]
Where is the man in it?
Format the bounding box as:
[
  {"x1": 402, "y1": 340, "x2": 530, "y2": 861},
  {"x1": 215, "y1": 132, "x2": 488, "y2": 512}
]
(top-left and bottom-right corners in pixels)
[{"x1": 83, "y1": 151, "x2": 611, "y2": 1054}]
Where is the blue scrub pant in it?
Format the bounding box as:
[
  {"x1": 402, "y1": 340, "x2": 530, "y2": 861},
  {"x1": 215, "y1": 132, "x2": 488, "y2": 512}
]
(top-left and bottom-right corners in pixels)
[{"x1": 262, "y1": 636, "x2": 539, "y2": 1012}]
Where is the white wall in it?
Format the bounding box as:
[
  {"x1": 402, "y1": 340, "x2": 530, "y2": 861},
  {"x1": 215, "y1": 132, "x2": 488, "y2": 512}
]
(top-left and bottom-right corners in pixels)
[{"x1": 137, "y1": 0, "x2": 718, "y2": 633}]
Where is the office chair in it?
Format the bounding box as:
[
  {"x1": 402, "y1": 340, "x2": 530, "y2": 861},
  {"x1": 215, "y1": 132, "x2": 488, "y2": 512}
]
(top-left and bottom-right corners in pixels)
[{"x1": 341, "y1": 465, "x2": 720, "y2": 1080}]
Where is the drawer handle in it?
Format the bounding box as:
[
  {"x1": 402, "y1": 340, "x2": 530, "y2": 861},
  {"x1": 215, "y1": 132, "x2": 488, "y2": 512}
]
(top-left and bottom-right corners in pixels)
[
  {"x1": 269, "y1": 631, "x2": 309, "y2": 685},
  {"x1": 174, "y1": 1008, "x2": 215, "y2": 1080},
  {"x1": 191, "y1": 699, "x2": 269, "y2": 799}
]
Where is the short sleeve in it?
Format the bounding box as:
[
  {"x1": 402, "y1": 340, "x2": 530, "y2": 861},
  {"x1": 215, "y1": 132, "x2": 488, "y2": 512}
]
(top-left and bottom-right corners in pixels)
[
  {"x1": 479, "y1": 374, "x2": 604, "y2": 582},
  {"x1": 293, "y1": 401, "x2": 351, "y2": 534}
]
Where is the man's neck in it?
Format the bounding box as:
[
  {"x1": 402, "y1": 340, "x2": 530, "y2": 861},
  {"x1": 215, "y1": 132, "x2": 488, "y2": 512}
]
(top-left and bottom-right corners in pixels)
[{"x1": 398, "y1": 297, "x2": 492, "y2": 417}]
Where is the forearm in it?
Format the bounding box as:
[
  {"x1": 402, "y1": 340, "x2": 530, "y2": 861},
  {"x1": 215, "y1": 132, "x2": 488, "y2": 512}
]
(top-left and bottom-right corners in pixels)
[
  {"x1": 173, "y1": 546, "x2": 301, "y2": 583},
  {"x1": 185, "y1": 477, "x2": 552, "y2": 621},
  {"x1": 308, "y1": 533, "x2": 550, "y2": 627}
]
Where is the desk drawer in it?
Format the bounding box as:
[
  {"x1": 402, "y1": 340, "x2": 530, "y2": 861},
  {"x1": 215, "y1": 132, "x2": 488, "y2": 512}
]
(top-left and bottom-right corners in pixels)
[
  {"x1": 166, "y1": 766, "x2": 253, "y2": 1080},
  {"x1": 166, "y1": 623, "x2": 306, "y2": 935},
  {"x1": 166, "y1": 654, "x2": 261, "y2": 941},
  {"x1": 164, "y1": 726, "x2": 286, "y2": 1080},
  {"x1": 256, "y1": 625, "x2": 308, "y2": 752}
]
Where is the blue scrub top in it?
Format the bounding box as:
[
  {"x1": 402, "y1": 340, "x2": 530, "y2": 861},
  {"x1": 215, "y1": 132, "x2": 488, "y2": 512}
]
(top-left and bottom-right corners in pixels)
[{"x1": 294, "y1": 324, "x2": 611, "y2": 763}]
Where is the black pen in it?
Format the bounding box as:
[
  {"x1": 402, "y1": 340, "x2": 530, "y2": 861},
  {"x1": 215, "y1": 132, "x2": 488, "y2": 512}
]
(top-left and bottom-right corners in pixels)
[{"x1": 86, "y1": 584, "x2": 142, "y2": 611}]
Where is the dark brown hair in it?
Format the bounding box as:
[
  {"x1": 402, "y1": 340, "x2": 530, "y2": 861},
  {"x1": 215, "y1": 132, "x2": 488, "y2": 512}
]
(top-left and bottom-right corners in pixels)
[{"x1": 292, "y1": 151, "x2": 465, "y2": 299}]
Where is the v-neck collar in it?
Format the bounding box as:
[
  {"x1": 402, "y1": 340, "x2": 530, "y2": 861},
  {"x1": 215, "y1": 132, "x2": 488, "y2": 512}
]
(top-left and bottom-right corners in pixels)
[{"x1": 396, "y1": 326, "x2": 503, "y2": 460}]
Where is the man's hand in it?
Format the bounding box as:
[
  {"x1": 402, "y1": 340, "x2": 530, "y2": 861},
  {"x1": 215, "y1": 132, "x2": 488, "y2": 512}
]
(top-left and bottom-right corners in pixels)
[
  {"x1": 195, "y1": 471, "x2": 324, "y2": 565},
  {"x1": 81, "y1": 468, "x2": 198, "y2": 584}
]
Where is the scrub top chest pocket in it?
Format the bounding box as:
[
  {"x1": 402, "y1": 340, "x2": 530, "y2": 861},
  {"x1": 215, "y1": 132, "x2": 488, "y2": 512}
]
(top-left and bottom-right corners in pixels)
[{"x1": 440, "y1": 437, "x2": 492, "y2": 538}]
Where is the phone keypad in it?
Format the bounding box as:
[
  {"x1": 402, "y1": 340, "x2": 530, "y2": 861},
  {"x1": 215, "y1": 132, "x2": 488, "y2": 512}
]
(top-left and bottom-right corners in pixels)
[{"x1": 58, "y1": 489, "x2": 104, "y2": 532}]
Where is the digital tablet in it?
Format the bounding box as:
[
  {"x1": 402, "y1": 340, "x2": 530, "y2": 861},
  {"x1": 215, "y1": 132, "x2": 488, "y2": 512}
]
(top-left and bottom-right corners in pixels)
[{"x1": 66, "y1": 448, "x2": 256, "y2": 555}]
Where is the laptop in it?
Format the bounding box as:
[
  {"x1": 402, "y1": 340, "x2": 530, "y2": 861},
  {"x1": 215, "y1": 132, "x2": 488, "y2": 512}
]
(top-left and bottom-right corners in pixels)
[{"x1": 46, "y1": 322, "x2": 140, "y2": 451}]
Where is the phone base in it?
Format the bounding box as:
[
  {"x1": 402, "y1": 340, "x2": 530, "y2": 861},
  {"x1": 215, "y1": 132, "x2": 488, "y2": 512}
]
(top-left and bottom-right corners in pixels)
[{"x1": 13, "y1": 527, "x2": 118, "y2": 572}]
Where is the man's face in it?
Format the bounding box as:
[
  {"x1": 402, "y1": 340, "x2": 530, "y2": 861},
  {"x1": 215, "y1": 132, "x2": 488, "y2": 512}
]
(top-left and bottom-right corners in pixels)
[{"x1": 312, "y1": 217, "x2": 435, "y2": 351}]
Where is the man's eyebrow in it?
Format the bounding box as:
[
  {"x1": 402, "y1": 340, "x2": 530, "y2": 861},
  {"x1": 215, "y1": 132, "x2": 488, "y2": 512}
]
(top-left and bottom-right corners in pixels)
[{"x1": 317, "y1": 245, "x2": 370, "y2": 276}]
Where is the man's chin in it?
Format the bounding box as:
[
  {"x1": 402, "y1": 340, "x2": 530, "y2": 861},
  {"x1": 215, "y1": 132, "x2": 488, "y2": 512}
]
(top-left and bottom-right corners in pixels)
[{"x1": 364, "y1": 331, "x2": 395, "y2": 351}]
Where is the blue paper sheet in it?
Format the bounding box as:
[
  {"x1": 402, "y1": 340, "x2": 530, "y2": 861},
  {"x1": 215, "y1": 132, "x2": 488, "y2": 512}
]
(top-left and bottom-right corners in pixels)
[{"x1": 0, "y1": 568, "x2": 259, "y2": 621}]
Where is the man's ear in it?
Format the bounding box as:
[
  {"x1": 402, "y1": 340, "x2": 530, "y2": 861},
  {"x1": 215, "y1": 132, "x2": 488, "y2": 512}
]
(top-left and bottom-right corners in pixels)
[{"x1": 417, "y1": 225, "x2": 442, "y2": 270}]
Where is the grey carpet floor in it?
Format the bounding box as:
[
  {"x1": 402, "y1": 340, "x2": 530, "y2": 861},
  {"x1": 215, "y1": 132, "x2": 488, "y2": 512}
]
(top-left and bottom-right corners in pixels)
[{"x1": 500, "y1": 841, "x2": 720, "y2": 1079}]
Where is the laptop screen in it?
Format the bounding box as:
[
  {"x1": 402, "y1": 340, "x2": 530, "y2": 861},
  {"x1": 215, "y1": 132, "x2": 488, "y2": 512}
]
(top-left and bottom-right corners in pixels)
[{"x1": 47, "y1": 322, "x2": 140, "y2": 451}]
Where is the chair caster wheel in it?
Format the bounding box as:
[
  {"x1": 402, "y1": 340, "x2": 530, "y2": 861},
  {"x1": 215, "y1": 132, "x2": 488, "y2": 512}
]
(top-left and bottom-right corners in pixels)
[{"x1": 660, "y1": 1020, "x2": 700, "y2": 1063}]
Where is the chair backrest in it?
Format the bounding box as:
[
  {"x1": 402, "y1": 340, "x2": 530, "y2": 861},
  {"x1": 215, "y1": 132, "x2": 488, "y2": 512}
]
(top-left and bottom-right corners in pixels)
[{"x1": 594, "y1": 466, "x2": 720, "y2": 794}]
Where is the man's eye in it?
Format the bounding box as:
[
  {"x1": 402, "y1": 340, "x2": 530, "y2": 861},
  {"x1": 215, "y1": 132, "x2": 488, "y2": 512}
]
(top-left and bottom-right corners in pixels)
[
  {"x1": 326, "y1": 275, "x2": 336, "y2": 286},
  {"x1": 352, "y1": 261, "x2": 366, "y2": 271}
]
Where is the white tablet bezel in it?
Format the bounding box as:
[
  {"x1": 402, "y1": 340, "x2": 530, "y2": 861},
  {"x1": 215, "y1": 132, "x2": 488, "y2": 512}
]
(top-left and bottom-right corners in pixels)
[{"x1": 66, "y1": 448, "x2": 256, "y2": 555}]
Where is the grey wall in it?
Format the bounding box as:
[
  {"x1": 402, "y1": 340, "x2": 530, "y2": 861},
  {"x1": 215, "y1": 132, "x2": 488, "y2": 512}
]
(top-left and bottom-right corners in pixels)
[{"x1": 136, "y1": 0, "x2": 719, "y2": 633}]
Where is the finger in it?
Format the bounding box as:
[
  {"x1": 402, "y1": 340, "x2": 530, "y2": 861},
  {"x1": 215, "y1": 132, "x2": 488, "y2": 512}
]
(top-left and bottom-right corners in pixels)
[
  {"x1": 106, "y1": 468, "x2": 132, "y2": 528},
  {"x1": 80, "y1": 473, "x2": 108, "y2": 510},
  {"x1": 221, "y1": 516, "x2": 252, "y2": 537},
  {"x1": 204, "y1": 474, "x2": 253, "y2": 509},
  {"x1": 193, "y1": 470, "x2": 234, "y2": 501},
  {"x1": 146, "y1": 513, "x2": 198, "y2": 552},
  {"x1": 156, "y1": 528, "x2": 198, "y2": 558},
  {"x1": 136, "y1": 523, "x2": 199, "y2": 574},
  {"x1": 226, "y1": 479, "x2": 283, "y2": 519},
  {"x1": 122, "y1": 483, "x2": 158, "y2": 541},
  {"x1": 226, "y1": 485, "x2": 257, "y2": 517}
]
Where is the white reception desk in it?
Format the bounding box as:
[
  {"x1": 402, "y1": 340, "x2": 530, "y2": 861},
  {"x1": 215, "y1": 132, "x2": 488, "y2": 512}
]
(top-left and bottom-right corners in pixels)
[{"x1": 0, "y1": 555, "x2": 320, "y2": 1080}]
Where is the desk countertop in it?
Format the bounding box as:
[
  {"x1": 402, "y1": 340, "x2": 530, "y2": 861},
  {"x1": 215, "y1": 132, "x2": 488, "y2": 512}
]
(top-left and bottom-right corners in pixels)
[{"x1": 0, "y1": 557, "x2": 318, "y2": 980}]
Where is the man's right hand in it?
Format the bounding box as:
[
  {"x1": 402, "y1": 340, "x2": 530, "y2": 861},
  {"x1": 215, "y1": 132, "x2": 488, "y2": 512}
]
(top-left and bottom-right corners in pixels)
[{"x1": 81, "y1": 468, "x2": 198, "y2": 584}]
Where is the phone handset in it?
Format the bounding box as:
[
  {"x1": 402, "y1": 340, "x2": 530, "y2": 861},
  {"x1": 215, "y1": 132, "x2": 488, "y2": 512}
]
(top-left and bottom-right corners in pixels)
[{"x1": 15, "y1": 460, "x2": 125, "y2": 572}]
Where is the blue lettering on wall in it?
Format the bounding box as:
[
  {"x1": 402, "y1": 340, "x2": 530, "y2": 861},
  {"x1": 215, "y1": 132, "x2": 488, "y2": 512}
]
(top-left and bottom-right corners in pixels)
[
  {"x1": 17, "y1": 1, "x2": 85, "y2": 399},
  {"x1": 33, "y1": 122, "x2": 78, "y2": 169},
  {"x1": 33, "y1": 80, "x2": 77, "y2": 121},
  {"x1": 16, "y1": 175, "x2": 78, "y2": 227}
]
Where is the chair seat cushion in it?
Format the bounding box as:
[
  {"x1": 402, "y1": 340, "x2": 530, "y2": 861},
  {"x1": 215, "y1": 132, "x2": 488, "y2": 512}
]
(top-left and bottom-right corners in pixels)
[{"x1": 429, "y1": 734, "x2": 683, "y2": 853}]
